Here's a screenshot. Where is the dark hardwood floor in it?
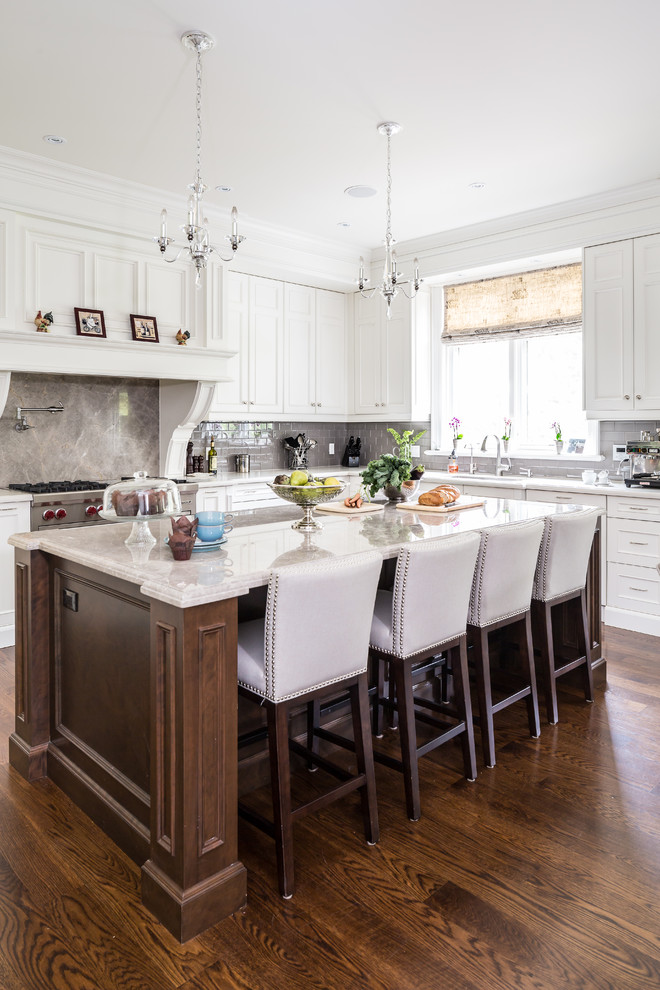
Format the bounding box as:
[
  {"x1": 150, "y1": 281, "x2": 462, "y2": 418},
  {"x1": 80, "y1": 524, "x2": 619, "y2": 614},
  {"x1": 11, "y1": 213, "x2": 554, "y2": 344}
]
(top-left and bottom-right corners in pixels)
[{"x1": 1, "y1": 627, "x2": 659, "y2": 989}]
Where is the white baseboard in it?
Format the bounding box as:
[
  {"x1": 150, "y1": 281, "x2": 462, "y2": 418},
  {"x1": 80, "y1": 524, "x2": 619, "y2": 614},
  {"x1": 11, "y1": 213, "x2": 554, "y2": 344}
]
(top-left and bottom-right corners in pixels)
[
  {"x1": 603, "y1": 606, "x2": 660, "y2": 638},
  {"x1": 0, "y1": 625, "x2": 15, "y2": 648}
]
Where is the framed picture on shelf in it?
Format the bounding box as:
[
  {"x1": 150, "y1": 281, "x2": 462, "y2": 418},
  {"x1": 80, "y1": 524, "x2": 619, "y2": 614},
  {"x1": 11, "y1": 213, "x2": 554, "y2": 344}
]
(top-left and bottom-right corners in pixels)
[
  {"x1": 567, "y1": 438, "x2": 585, "y2": 454},
  {"x1": 74, "y1": 308, "x2": 107, "y2": 338},
  {"x1": 130, "y1": 314, "x2": 159, "y2": 343}
]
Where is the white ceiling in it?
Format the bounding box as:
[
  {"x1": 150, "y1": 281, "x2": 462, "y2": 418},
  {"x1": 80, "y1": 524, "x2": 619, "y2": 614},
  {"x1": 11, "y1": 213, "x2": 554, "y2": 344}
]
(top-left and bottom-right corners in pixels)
[{"x1": 3, "y1": 0, "x2": 660, "y2": 249}]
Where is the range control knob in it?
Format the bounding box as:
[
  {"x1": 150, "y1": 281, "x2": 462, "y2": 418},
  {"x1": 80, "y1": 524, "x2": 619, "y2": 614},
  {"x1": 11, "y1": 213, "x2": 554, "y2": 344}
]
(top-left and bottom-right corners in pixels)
[
  {"x1": 55, "y1": 508, "x2": 67, "y2": 520},
  {"x1": 85, "y1": 505, "x2": 97, "y2": 517},
  {"x1": 95, "y1": 505, "x2": 103, "y2": 515},
  {"x1": 42, "y1": 509, "x2": 55, "y2": 521}
]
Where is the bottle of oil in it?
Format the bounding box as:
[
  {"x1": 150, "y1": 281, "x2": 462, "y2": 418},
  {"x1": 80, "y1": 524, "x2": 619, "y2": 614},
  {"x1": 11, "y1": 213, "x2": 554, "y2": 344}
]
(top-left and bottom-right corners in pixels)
[{"x1": 207, "y1": 436, "x2": 217, "y2": 475}]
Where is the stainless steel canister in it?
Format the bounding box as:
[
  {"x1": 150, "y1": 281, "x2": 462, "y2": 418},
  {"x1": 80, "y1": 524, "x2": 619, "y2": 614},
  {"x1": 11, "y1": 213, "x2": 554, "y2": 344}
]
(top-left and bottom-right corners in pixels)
[{"x1": 235, "y1": 454, "x2": 250, "y2": 473}]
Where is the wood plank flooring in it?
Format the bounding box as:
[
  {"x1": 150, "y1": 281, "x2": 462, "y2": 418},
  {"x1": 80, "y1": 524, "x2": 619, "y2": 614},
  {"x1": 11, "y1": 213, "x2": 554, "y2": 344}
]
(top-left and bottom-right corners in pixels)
[{"x1": 0, "y1": 627, "x2": 659, "y2": 989}]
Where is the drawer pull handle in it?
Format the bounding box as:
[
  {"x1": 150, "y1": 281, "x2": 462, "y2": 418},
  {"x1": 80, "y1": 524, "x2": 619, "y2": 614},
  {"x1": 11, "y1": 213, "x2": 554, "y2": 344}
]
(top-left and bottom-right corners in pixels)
[
  {"x1": 629, "y1": 507, "x2": 649, "y2": 511},
  {"x1": 629, "y1": 586, "x2": 648, "y2": 592},
  {"x1": 629, "y1": 541, "x2": 649, "y2": 546},
  {"x1": 556, "y1": 496, "x2": 573, "y2": 501}
]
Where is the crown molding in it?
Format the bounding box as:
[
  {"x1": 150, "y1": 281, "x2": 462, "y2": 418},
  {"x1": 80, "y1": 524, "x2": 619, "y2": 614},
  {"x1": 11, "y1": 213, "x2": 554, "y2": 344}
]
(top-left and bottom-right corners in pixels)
[
  {"x1": 371, "y1": 178, "x2": 660, "y2": 276},
  {"x1": 0, "y1": 145, "x2": 367, "y2": 290}
]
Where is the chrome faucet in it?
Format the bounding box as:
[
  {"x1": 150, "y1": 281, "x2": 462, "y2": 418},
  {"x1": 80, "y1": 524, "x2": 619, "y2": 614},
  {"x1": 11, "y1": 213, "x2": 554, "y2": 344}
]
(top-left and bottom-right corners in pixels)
[{"x1": 481, "y1": 434, "x2": 510, "y2": 476}]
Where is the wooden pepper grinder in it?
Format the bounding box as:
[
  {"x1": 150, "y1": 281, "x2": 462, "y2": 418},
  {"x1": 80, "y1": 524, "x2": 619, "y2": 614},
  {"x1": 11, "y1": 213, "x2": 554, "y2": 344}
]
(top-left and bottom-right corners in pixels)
[{"x1": 185, "y1": 440, "x2": 194, "y2": 476}]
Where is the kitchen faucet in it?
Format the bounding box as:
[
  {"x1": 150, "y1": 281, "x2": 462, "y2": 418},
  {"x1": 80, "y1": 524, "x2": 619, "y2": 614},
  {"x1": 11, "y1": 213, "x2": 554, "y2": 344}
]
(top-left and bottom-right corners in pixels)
[{"x1": 480, "y1": 434, "x2": 510, "y2": 476}]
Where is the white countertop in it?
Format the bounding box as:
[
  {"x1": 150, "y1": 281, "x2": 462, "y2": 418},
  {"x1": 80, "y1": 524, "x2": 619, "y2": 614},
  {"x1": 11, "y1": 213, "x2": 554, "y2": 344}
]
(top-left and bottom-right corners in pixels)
[
  {"x1": 10, "y1": 496, "x2": 583, "y2": 609},
  {"x1": 191, "y1": 466, "x2": 659, "y2": 499},
  {"x1": 0, "y1": 488, "x2": 32, "y2": 504}
]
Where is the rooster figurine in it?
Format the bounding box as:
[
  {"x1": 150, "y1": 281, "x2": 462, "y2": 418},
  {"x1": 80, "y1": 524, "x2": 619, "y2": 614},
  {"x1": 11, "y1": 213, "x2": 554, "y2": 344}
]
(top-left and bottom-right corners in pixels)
[
  {"x1": 175, "y1": 329, "x2": 191, "y2": 346},
  {"x1": 34, "y1": 310, "x2": 54, "y2": 333}
]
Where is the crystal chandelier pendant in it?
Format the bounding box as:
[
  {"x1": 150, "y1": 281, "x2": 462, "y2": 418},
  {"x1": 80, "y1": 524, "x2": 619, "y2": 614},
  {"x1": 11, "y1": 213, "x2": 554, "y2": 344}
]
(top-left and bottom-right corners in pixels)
[
  {"x1": 357, "y1": 122, "x2": 422, "y2": 318},
  {"x1": 154, "y1": 31, "x2": 245, "y2": 286}
]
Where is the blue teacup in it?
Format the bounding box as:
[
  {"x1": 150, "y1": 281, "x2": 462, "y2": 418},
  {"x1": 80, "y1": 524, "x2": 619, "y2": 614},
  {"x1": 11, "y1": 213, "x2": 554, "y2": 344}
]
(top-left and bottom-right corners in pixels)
[
  {"x1": 197, "y1": 523, "x2": 233, "y2": 542},
  {"x1": 197, "y1": 510, "x2": 233, "y2": 527}
]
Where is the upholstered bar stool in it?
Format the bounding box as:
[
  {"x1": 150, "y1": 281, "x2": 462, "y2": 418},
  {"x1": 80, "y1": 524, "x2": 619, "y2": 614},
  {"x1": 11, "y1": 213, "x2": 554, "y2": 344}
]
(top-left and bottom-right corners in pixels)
[
  {"x1": 467, "y1": 517, "x2": 545, "y2": 768},
  {"x1": 237, "y1": 551, "x2": 382, "y2": 899},
  {"x1": 531, "y1": 506, "x2": 599, "y2": 724},
  {"x1": 367, "y1": 532, "x2": 482, "y2": 821}
]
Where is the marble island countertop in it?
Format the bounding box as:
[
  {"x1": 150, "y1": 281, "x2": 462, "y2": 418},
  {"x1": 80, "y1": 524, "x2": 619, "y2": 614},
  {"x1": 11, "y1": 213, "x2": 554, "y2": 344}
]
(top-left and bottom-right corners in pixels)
[
  {"x1": 189, "y1": 465, "x2": 659, "y2": 499},
  {"x1": 10, "y1": 496, "x2": 582, "y2": 609}
]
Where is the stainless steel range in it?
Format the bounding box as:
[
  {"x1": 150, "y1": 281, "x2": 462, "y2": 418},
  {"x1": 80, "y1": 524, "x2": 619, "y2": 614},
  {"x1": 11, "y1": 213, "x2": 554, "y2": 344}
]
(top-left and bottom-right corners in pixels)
[{"x1": 8, "y1": 479, "x2": 198, "y2": 530}]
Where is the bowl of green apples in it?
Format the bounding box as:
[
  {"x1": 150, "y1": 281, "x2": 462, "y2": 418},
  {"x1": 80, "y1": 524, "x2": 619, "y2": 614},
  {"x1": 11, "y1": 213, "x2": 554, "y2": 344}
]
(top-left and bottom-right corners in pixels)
[{"x1": 268, "y1": 471, "x2": 346, "y2": 530}]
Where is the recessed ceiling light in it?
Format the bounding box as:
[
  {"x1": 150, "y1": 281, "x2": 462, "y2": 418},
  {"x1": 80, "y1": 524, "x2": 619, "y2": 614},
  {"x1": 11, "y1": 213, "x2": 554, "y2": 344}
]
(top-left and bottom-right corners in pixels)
[
  {"x1": 215, "y1": 184, "x2": 232, "y2": 192},
  {"x1": 468, "y1": 181, "x2": 486, "y2": 190},
  {"x1": 345, "y1": 185, "x2": 377, "y2": 198},
  {"x1": 43, "y1": 134, "x2": 66, "y2": 145},
  {"x1": 336, "y1": 221, "x2": 351, "y2": 228}
]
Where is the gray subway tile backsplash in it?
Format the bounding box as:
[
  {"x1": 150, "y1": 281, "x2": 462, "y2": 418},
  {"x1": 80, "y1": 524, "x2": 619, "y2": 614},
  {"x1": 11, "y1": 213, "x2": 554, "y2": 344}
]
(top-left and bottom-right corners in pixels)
[{"x1": 192, "y1": 417, "x2": 660, "y2": 478}]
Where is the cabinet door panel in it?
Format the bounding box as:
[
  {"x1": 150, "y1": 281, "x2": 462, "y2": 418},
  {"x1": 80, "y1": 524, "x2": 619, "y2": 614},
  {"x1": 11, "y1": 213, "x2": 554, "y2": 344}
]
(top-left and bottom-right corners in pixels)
[
  {"x1": 354, "y1": 317, "x2": 382, "y2": 414},
  {"x1": 315, "y1": 289, "x2": 346, "y2": 415},
  {"x1": 214, "y1": 271, "x2": 249, "y2": 411},
  {"x1": 583, "y1": 242, "x2": 634, "y2": 414},
  {"x1": 633, "y1": 234, "x2": 660, "y2": 410},
  {"x1": 383, "y1": 307, "x2": 411, "y2": 416},
  {"x1": 284, "y1": 284, "x2": 315, "y2": 416},
  {"x1": 250, "y1": 277, "x2": 283, "y2": 413}
]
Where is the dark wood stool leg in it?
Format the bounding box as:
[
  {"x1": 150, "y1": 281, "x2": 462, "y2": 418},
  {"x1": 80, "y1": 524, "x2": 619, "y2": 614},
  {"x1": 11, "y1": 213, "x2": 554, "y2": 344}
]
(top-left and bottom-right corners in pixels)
[
  {"x1": 306, "y1": 699, "x2": 321, "y2": 770},
  {"x1": 580, "y1": 588, "x2": 595, "y2": 703},
  {"x1": 387, "y1": 660, "x2": 398, "y2": 729},
  {"x1": 472, "y1": 628, "x2": 497, "y2": 769},
  {"x1": 522, "y1": 612, "x2": 541, "y2": 739},
  {"x1": 533, "y1": 600, "x2": 559, "y2": 725},
  {"x1": 350, "y1": 674, "x2": 379, "y2": 845},
  {"x1": 371, "y1": 654, "x2": 385, "y2": 737},
  {"x1": 267, "y1": 701, "x2": 295, "y2": 899},
  {"x1": 391, "y1": 657, "x2": 422, "y2": 821},
  {"x1": 450, "y1": 639, "x2": 477, "y2": 781}
]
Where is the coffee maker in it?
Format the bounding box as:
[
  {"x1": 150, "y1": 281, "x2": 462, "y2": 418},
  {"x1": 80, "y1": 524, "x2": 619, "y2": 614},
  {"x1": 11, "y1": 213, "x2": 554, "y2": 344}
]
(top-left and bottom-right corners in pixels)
[{"x1": 623, "y1": 439, "x2": 660, "y2": 487}]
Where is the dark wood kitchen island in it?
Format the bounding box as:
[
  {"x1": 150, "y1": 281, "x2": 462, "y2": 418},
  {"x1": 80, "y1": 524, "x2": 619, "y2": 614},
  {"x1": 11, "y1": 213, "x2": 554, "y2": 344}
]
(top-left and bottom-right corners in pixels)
[{"x1": 8, "y1": 498, "x2": 603, "y2": 941}]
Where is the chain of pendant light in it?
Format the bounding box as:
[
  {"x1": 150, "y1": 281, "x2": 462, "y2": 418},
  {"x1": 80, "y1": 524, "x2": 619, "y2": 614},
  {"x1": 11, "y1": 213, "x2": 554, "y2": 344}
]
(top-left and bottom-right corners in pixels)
[
  {"x1": 384, "y1": 125, "x2": 393, "y2": 250},
  {"x1": 194, "y1": 45, "x2": 203, "y2": 191}
]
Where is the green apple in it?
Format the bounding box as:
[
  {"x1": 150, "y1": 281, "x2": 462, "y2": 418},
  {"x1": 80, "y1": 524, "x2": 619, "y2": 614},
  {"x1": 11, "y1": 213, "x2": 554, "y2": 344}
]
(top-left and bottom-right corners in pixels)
[
  {"x1": 324, "y1": 477, "x2": 341, "y2": 487},
  {"x1": 289, "y1": 470, "x2": 309, "y2": 486}
]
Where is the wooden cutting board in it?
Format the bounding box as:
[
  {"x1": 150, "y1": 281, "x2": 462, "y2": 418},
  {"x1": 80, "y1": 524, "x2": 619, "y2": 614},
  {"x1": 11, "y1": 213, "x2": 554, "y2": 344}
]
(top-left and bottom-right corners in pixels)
[
  {"x1": 316, "y1": 501, "x2": 385, "y2": 515},
  {"x1": 396, "y1": 497, "x2": 485, "y2": 514}
]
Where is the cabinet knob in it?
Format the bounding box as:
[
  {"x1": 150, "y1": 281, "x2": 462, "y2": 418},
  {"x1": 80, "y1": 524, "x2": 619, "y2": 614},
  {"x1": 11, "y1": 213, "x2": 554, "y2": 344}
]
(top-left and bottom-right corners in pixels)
[
  {"x1": 242, "y1": 400, "x2": 248, "y2": 404},
  {"x1": 636, "y1": 394, "x2": 641, "y2": 400},
  {"x1": 624, "y1": 394, "x2": 630, "y2": 400},
  {"x1": 317, "y1": 402, "x2": 322, "y2": 407}
]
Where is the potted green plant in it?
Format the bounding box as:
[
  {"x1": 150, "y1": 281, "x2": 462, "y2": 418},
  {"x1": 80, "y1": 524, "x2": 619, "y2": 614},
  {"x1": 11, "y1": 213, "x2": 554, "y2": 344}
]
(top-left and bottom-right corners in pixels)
[
  {"x1": 360, "y1": 453, "x2": 419, "y2": 503},
  {"x1": 387, "y1": 426, "x2": 427, "y2": 479}
]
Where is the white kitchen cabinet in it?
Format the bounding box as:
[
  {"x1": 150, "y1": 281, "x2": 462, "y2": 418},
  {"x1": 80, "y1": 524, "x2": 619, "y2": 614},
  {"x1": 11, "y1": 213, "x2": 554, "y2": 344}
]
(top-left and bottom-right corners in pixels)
[
  {"x1": 198, "y1": 486, "x2": 230, "y2": 513},
  {"x1": 461, "y1": 482, "x2": 524, "y2": 501},
  {"x1": 212, "y1": 272, "x2": 284, "y2": 415},
  {"x1": 352, "y1": 289, "x2": 413, "y2": 418},
  {"x1": 583, "y1": 234, "x2": 660, "y2": 417},
  {"x1": 228, "y1": 484, "x2": 283, "y2": 512},
  {"x1": 0, "y1": 498, "x2": 31, "y2": 647},
  {"x1": 283, "y1": 285, "x2": 347, "y2": 418},
  {"x1": 605, "y1": 493, "x2": 660, "y2": 632}
]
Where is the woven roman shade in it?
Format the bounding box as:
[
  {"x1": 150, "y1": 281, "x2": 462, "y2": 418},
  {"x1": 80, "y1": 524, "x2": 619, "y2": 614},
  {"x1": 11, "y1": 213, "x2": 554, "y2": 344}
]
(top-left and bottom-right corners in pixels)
[{"x1": 442, "y1": 263, "x2": 582, "y2": 343}]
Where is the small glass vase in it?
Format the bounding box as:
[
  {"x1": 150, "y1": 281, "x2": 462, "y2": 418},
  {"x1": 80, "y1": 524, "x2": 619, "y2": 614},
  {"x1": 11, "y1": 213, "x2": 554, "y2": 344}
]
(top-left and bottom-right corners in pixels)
[
  {"x1": 555, "y1": 440, "x2": 564, "y2": 455},
  {"x1": 502, "y1": 439, "x2": 509, "y2": 454}
]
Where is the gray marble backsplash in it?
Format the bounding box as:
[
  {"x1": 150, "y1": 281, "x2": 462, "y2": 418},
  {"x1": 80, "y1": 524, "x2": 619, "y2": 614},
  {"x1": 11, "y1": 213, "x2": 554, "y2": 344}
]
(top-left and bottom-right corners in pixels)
[{"x1": 0, "y1": 373, "x2": 159, "y2": 487}]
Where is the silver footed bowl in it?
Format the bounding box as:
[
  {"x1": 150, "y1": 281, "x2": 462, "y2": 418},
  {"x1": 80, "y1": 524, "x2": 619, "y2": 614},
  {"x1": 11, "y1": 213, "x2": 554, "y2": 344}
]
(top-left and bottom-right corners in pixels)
[
  {"x1": 267, "y1": 481, "x2": 347, "y2": 531},
  {"x1": 267, "y1": 481, "x2": 347, "y2": 507},
  {"x1": 382, "y1": 479, "x2": 421, "y2": 503}
]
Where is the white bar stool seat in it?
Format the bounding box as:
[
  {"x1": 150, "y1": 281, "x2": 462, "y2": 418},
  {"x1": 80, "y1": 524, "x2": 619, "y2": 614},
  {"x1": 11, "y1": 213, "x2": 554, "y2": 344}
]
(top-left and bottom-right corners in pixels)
[
  {"x1": 367, "y1": 531, "x2": 481, "y2": 821},
  {"x1": 467, "y1": 517, "x2": 545, "y2": 768},
  {"x1": 531, "y1": 506, "x2": 599, "y2": 724},
  {"x1": 237, "y1": 551, "x2": 382, "y2": 899}
]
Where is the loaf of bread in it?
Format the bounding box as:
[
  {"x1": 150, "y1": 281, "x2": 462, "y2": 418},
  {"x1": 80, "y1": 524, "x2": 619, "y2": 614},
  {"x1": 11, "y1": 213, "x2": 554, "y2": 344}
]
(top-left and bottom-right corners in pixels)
[
  {"x1": 419, "y1": 489, "x2": 454, "y2": 506},
  {"x1": 432, "y1": 484, "x2": 461, "y2": 501}
]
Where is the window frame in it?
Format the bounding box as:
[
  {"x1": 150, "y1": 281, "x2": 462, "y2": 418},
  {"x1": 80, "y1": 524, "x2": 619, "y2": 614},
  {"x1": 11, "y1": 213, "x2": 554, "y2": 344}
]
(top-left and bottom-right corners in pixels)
[{"x1": 430, "y1": 287, "x2": 600, "y2": 458}]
